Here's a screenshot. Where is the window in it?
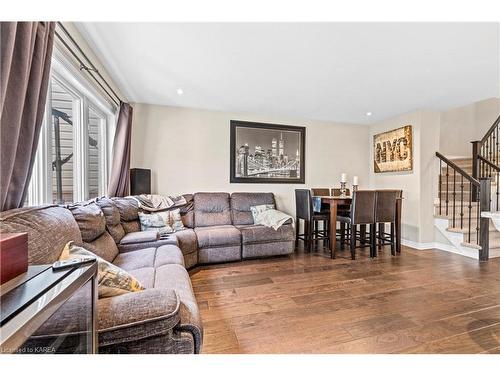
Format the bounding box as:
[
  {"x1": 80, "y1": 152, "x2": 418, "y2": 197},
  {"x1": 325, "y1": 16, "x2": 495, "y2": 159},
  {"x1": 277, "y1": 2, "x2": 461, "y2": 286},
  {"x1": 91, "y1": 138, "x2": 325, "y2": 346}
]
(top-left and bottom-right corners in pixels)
[{"x1": 27, "y1": 47, "x2": 116, "y2": 206}]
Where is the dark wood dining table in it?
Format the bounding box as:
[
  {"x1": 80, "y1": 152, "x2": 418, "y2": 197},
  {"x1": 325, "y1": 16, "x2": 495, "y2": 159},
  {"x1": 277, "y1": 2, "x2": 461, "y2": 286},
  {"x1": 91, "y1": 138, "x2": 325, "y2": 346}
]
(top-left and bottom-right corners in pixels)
[{"x1": 313, "y1": 195, "x2": 402, "y2": 259}]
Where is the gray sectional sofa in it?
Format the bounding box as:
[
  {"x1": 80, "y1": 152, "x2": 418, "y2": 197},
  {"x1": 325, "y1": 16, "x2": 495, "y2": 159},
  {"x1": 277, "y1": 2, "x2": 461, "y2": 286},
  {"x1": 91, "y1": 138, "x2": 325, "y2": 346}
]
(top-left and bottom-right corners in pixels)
[{"x1": 0, "y1": 192, "x2": 294, "y2": 354}]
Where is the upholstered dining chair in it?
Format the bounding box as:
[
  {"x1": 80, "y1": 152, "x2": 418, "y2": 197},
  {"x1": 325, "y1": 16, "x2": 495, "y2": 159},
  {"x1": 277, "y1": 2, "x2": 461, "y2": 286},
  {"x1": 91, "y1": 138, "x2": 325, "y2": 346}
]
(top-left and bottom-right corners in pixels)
[
  {"x1": 336, "y1": 190, "x2": 377, "y2": 260},
  {"x1": 295, "y1": 189, "x2": 330, "y2": 251},
  {"x1": 375, "y1": 190, "x2": 401, "y2": 256},
  {"x1": 311, "y1": 188, "x2": 331, "y2": 241}
]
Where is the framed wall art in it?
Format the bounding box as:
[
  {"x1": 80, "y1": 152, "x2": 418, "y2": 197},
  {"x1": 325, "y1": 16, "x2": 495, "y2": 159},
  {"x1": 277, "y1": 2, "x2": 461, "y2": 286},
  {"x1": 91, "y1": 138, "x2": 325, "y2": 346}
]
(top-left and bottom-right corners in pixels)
[
  {"x1": 373, "y1": 125, "x2": 413, "y2": 173},
  {"x1": 230, "y1": 120, "x2": 305, "y2": 183}
]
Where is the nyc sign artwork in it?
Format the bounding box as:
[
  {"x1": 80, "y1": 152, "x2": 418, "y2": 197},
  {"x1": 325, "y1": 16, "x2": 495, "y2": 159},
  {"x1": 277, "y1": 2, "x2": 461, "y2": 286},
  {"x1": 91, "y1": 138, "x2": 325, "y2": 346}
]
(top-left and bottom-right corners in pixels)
[{"x1": 373, "y1": 125, "x2": 413, "y2": 173}]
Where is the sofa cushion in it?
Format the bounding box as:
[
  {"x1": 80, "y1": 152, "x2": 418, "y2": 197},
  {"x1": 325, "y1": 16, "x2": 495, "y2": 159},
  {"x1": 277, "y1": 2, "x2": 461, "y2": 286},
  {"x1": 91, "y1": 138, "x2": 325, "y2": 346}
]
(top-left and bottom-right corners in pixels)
[
  {"x1": 96, "y1": 197, "x2": 125, "y2": 243},
  {"x1": 237, "y1": 223, "x2": 295, "y2": 244},
  {"x1": 194, "y1": 192, "x2": 232, "y2": 227},
  {"x1": 231, "y1": 192, "x2": 275, "y2": 225},
  {"x1": 113, "y1": 245, "x2": 185, "y2": 271},
  {"x1": 113, "y1": 248, "x2": 156, "y2": 271},
  {"x1": 120, "y1": 231, "x2": 158, "y2": 245},
  {"x1": 0, "y1": 205, "x2": 82, "y2": 265},
  {"x1": 155, "y1": 245, "x2": 185, "y2": 267},
  {"x1": 69, "y1": 203, "x2": 106, "y2": 242},
  {"x1": 85, "y1": 231, "x2": 119, "y2": 263},
  {"x1": 117, "y1": 235, "x2": 178, "y2": 253},
  {"x1": 112, "y1": 197, "x2": 139, "y2": 221},
  {"x1": 97, "y1": 288, "x2": 181, "y2": 348},
  {"x1": 173, "y1": 229, "x2": 198, "y2": 255},
  {"x1": 154, "y1": 264, "x2": 203, "y2": 353},
  {"x1": 194, "y1": 225, "x2": 241, "y2": 248},
  {"x1": 121, "y1": 220, "x2": 141, "y2": 234}
]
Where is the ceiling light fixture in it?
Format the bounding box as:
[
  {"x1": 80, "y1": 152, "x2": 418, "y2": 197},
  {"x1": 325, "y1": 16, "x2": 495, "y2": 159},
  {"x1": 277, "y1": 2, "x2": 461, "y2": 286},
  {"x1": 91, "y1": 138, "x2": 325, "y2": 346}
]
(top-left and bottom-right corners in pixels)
[
  {"x1": 176, "y1": 88, "x2": 184, "y2": 96},
  {"x1": 365, "y1": 112, "x2": 373, "y2": 117}
]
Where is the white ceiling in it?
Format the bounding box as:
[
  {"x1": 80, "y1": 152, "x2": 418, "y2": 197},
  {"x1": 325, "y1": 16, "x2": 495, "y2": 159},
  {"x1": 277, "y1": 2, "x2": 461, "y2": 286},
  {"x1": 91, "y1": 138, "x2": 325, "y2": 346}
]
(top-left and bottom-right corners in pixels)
[{"x1": 76, "y1": 23, "x2": 500, "y2": 124}]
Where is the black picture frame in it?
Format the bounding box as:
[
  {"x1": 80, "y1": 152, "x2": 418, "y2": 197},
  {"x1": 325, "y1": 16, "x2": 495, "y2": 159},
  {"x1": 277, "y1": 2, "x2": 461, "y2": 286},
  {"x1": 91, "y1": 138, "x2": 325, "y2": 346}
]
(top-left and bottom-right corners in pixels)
[{"x1": 230, "y1": 120, "x2": 306, "y2": 184}]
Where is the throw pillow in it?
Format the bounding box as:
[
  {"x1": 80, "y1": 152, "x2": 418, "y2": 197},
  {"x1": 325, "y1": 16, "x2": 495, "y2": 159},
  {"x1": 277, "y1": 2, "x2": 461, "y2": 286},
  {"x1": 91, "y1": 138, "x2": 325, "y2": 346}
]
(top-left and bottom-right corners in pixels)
[
  {"x1": 138, "y1": 209, "x2": 185, "y2": 234},
  {"x1": 60, "y1": 242, "x2": 145, "y2": 298},
  {"x1": 138, "y1": 211, "x2": 174, "y2": 234},
  {"x1": 170, "y1": 208, "x2": 185, "y2": 232},
  {"x1": 250, "y1": 204, "x2": 275, "y2": 223}
]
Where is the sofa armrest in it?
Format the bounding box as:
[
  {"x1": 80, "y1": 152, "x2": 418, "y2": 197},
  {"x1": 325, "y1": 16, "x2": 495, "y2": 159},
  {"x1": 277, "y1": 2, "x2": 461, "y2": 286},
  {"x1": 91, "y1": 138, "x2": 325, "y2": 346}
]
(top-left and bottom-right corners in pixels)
[
  {"x1": 97, "y1": 289, "x2": 181, "y2": 347},
  {"x1": 119, "y1": 231, "x2": 158, "y2": 245}
]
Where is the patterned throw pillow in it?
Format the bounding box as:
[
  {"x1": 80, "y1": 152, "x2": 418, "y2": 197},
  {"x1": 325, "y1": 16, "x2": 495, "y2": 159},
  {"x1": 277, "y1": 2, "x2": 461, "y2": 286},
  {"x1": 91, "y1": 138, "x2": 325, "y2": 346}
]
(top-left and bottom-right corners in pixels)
[
  {"x1": 250, "y1": 204, "x2": 275, "y2": 224},
  {"x1": 60, "y1": 242, "x2": 145, "y2": 298},
  {"x1": 138, "y1": 211, "x2": 173, "y2": 234},
  {"x1": 138, "y1": 209, "x2": 185, "y2": 234},
  {"x1": 169, "y1": 208, "x2": 185, "y2": 232}
]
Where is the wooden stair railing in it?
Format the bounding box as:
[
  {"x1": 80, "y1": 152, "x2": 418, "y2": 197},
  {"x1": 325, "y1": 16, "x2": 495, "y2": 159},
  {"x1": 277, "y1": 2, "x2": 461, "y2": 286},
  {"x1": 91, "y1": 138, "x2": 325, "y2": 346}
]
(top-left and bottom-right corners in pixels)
[
  {"x1": 472, "y1": 114, "x2": 500, "y2": 181},
  {"x1": 436, "y1": 152, "x2": 491, "y2": 260}
]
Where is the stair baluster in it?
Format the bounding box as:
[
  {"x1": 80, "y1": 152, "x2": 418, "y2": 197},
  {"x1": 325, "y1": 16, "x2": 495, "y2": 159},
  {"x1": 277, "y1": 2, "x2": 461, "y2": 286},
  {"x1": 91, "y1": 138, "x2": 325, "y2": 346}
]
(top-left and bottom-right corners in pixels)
[{"x1": 460, "y1": 175, "x2": 464, "y2": 230}]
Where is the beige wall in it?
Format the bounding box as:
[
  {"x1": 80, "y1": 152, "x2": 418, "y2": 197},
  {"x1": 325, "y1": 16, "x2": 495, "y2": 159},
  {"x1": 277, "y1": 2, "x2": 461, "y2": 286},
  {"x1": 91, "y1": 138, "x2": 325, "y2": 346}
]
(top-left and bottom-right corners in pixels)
[
  {"x1": 439, "y1": 98, "x2": 500, "y2": 157},
  {"x1": 368, "y1": 110, "x2": 440, "y2": 243},
  {"x1": 130, "y1": 104, "x2": 370, "y2": 216}
]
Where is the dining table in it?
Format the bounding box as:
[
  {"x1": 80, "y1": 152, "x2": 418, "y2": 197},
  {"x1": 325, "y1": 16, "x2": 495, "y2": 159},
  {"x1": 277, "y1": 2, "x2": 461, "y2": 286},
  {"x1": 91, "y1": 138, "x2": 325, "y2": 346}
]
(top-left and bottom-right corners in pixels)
[{"x1": 313, "y1": 195, "x2": 402, "y2": 259}]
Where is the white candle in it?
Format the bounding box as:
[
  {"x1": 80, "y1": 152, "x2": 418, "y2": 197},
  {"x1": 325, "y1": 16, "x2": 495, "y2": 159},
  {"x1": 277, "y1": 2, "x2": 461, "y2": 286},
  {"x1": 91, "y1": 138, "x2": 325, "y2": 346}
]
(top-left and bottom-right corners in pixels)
[
  {"x1": 353, "y1": 176, "x2": 359, "y2": 186},
  {"x1": 341, "y1": 173, "x2": 347, "y2": 183}
]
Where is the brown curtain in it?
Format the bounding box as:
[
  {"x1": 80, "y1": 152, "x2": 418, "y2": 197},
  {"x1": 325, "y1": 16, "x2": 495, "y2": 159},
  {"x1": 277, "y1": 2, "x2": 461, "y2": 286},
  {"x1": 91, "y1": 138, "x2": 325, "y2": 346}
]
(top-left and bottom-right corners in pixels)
[
  {"x1": 108, "y1": 102, "x2": 133, "y2": 197},
  {"x1": 0, "y1": 22, "x2": 55, "y2": 211}
]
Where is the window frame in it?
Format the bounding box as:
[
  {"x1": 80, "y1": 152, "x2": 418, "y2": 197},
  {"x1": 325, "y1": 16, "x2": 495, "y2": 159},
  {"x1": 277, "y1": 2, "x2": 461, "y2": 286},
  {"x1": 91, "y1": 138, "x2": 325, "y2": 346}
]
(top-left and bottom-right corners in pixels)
[{"x1": 28, "y1": 46, "x2": 117, "y2": 206}]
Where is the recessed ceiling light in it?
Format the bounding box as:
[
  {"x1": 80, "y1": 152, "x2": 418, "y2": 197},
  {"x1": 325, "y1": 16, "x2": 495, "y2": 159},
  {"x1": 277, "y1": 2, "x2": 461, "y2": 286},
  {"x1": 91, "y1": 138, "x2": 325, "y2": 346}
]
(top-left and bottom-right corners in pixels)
[
  {"x1": 366, "y1": 112, "x2": 373, "y2": 117},
  {"x1": 176, "y1": 88, "x2": 184, "y2": 96}
]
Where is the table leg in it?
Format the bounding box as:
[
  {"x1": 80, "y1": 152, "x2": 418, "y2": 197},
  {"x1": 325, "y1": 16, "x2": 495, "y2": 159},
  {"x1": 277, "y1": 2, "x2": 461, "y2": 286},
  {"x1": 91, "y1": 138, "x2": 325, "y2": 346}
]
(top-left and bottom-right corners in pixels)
[
  {"x1": 396, "y1": 199, "x2": 402, "y2": 253},
  {"x1": 330, "y1": 200, "x2": 338, "y2": 259}
]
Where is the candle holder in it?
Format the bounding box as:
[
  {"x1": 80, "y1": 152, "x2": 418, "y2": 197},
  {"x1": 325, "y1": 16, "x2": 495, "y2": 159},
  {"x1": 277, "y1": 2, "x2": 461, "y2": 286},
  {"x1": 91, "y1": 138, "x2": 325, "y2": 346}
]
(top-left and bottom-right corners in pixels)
[{"x1": 340, "y1": 181, "x2": 347, "y2": 197}]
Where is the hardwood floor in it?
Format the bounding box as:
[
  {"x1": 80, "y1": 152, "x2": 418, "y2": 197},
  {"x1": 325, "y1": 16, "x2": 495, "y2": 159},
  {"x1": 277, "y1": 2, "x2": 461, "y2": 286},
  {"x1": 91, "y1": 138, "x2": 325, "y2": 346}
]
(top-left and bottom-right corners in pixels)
[{"x1": 189, "y1": 244, "x2": 500, "y2": 353}]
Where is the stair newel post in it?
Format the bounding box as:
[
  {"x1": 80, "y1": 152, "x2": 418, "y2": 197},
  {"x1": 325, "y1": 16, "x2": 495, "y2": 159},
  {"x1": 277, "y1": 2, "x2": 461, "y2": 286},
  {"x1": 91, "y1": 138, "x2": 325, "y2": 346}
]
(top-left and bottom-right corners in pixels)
[
  {"x1": 471, "y1": 141, "x2": 481, "y2": 201},
  {"x1": 479, "y1": 177, "x2": 491, "y2": 261}
]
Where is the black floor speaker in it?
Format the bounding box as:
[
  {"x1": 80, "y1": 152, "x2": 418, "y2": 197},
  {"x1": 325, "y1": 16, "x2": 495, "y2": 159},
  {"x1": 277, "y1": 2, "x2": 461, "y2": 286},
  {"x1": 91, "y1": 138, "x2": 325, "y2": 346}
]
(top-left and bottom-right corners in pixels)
[{"x1": 130, "y1": 168, "x2": 151, "y2": 195}]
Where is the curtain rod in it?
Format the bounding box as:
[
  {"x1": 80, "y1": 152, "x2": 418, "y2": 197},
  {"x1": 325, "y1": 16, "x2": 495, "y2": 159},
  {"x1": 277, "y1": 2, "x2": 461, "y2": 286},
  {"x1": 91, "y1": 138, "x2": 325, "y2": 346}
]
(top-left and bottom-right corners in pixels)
[{"x1": 55, "y1": 22, "x2": 122, "y2": 107}]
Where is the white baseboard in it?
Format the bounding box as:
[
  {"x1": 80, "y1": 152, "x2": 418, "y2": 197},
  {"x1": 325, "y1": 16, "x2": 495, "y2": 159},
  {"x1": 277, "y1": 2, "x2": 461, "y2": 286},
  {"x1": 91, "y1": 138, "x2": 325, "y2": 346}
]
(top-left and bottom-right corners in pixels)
[
  {"x1": 401, "y1": 239, "x2": 453, "y2": 251},
  {"x1": 402, "y1": 239, "x2": 479, "y2": 259}
]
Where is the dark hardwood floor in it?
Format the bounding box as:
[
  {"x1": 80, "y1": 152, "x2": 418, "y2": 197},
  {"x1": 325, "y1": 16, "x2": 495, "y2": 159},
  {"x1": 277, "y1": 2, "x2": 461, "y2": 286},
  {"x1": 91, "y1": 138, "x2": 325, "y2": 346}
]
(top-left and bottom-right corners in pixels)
[{"x1": 189, "y1": 244, "x2": 500, "y2": 353}]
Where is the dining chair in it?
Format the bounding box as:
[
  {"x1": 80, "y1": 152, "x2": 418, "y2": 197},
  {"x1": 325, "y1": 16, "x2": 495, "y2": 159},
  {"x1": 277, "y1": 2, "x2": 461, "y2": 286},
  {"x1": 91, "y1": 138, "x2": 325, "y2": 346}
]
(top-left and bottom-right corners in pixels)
[
  {"x1": 295, "y1": 189, "x2": 330, "y2": 251},
  {"x1": 375, "y1": 190, "x2": 401, "y2": 256},
  {"x1": 311, "y1": 188, "x2": 331, "y2": 241},
  {"x1": 331, "y1": 188, "x2": 352, "y2": 243},
  {"x1": 336, "y1": 190, "x2": 377, "y2": 260}
]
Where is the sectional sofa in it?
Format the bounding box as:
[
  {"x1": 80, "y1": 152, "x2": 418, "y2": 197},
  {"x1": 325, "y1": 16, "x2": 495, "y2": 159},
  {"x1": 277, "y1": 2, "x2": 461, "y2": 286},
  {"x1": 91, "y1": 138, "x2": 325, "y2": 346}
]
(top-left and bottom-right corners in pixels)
[{"x1": 0, "y1": 192, "x2": 295, "y2": 354}]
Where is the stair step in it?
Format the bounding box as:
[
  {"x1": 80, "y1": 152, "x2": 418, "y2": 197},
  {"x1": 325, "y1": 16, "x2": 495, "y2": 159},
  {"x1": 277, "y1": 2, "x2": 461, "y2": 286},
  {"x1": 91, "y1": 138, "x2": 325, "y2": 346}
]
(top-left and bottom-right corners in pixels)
[
  {"x1": 460, "y1": 242, "x2": 481, "y2": 250},
  {"x1": 460, "y1": 239, "x2": 500, "y2": 251},
  {"x1": 447, "y1": 225, "x2": 499, "y2": 235}
]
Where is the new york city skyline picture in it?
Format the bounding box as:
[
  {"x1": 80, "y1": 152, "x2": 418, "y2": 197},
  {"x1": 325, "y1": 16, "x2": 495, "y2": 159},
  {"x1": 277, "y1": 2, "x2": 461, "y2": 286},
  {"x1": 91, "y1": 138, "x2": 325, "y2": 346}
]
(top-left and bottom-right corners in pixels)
[{"x1": 230, "y1": 121, "x2": 305, "y2": 183}]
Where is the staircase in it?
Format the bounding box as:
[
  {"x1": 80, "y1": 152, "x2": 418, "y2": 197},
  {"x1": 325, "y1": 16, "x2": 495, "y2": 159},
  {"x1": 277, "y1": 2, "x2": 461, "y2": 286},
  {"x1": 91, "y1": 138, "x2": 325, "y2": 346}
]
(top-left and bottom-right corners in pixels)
[
  {"x1": 434, "y1": 114, "x2": 500, "y2": 260},
  {"x1": 433, "y1": 157, "x2": 500, "y2": 259}
]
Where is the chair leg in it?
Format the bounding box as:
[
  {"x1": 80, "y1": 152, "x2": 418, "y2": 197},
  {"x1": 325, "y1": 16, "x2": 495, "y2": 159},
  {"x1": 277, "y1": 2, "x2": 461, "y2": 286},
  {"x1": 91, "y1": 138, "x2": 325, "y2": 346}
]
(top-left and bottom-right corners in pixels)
[
  {"x1": 324, "y1": 219, "x2": 329, "y2": 249},
  {"x1": 350, "y1": 224, "x2": 356, "y2": 260},
  {"x1": 378, "y1": 222, "x2": 384, "y2": 250},
  {"x1": 296, "y1": 218, "x2": 300, "y2": 243},
  {"x1": 307, "y1": 220, "x2": 314, "y2": 252},
  {"x1": 390, "y1": 222, "x2": 396, "y2": 256},
  {"x1": 370, "y1": 223, "x2": 377, "y2": 258},
  {"x1": 340, "y1": 222, "x2": 345, "y2": 250},
  {"x1": 314, "y1": 221, "x2": 318, "y2": 248}
]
